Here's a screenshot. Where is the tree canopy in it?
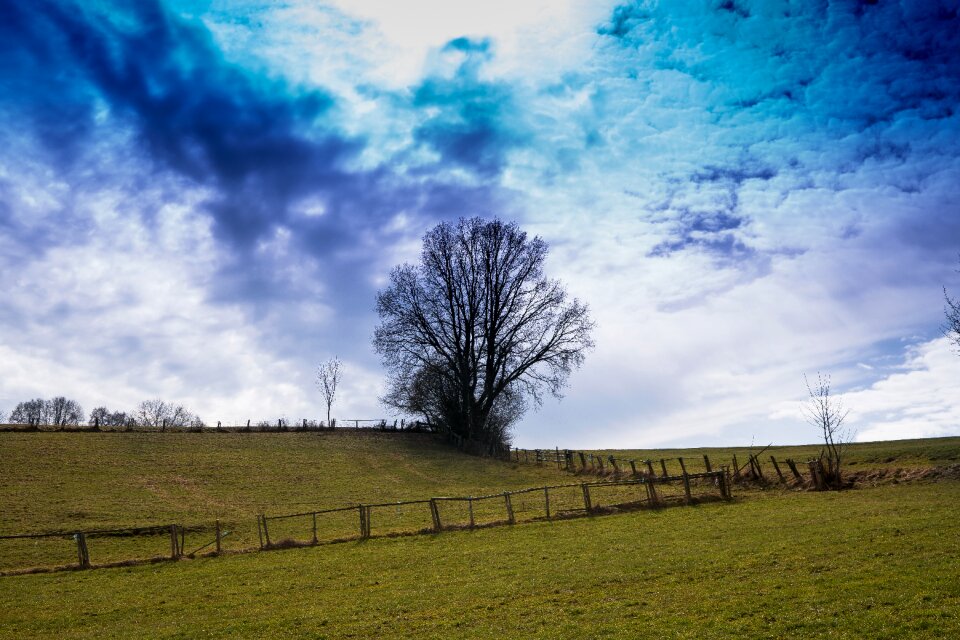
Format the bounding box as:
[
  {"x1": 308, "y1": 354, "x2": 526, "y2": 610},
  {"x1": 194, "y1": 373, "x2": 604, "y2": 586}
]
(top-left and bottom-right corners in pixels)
[{"x1": 374, "y1": 217, "x2": 594, "y2": 446}]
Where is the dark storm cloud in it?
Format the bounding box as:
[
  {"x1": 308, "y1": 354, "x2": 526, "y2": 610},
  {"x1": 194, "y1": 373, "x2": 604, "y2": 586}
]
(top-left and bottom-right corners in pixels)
[
  {"x1": 411, "y1": 37, "x2": 528, "y2": 178},
  {"x1": 0, "y1": 0, "x2": 517, "y2": 334}
]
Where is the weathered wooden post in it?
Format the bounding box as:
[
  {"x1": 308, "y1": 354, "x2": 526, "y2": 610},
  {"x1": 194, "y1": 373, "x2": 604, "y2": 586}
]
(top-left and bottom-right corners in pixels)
[
  {"x1": 678, "y1": 458, "x2": 692, "y2": 504},
  {"x1": 732, "y1": 454, "x2": 741, "y2": 479},
  {"x1": 544, "y1": 487, "x2": 551, "y2": 518},
  {"x1": 629, "y1": 460, "x2": 638, "y2": 476},
  {"x1": 261, "y1": 516, "x2": 272, "y2": 548},
  {"x1": 359, "y1": 505, "x2": 371, "y2": 538},
  {"x1": 169, "y1": 524, "x2": 180, "y2": 559},
  {"x1": 429, "y1": 499, "x2": 441, "y2": 531},
  {"x1": 770, "y1": 456, "x2": 786, "y2": 483},
  {"x1": 581, "y1": 484, "x2": 593, "y2": 512},
  {"x1": 556, "y1": 447, "x2": 561, "y2": 469},
  {"x1": 646, "y1": 479, "x2": 659, "y2": 506},
  {"x1": 215, "y1": 519, "x2": 222, "y2": 554},
  {"x1": 645, "y1": 460, "x2": 655, "y2": 476},
  {"x1": 578, "y1": 452, "x2": 587, "y2": 470},
  {"x1": 596, "y1": 456, "x2": 605, "y2": 474},
  {"x1": 703, "y1": 455, "x2": 712, "y2": 472},
  {"x1": 75, "y1": 532, "x2": 90, "y2": 568},
  {"x1": 609, "y1": 456, "x2": 620, "y2": 474},
  {"x1": 785, "y1": 458, "x2": 804, "y2": 483},
  {"x1": 659, "y1": 458, "x2": 668, "y2": 477},
  {"x1": 504, "y1": 493, "x2": 515, "y2": 524}
]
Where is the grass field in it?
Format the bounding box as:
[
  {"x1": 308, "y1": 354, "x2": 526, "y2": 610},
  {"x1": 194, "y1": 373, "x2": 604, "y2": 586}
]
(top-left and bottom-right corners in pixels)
[
  {"x1": 0, "y1": 431, "x2": 573, "y2": 570},
  {"x1": 2, "y1": 431, "x2": 959, "y2": 637},
  {"x1": 1, "y1": 481, "x2": 957, "y2": 638}
]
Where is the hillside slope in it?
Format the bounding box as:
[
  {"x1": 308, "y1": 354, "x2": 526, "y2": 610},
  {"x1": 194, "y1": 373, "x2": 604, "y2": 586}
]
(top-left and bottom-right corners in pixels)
[{"x1": 0, "y1": 431, "x2": 572, "y2": 568}]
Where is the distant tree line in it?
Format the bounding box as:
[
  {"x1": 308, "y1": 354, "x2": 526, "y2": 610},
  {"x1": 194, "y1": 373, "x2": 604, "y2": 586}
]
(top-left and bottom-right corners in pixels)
[{"x1": 5, "y1": 397, "x2": 203, "y2": 429}]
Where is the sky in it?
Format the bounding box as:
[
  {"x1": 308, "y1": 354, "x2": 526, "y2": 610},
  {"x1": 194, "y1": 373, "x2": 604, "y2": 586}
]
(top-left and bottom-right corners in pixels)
[{"x1": 1, "y1": 0, "x2": 959, "y2": 448}]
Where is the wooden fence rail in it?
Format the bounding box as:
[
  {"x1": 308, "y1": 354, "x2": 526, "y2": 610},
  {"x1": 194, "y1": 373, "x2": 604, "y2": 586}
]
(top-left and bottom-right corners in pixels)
[
  {"x1": 509, "y1": 447, "x2": 832, "y2": 492},
  {"x1": 258, "y1": 471, "x2": 729, "y2": 550}
]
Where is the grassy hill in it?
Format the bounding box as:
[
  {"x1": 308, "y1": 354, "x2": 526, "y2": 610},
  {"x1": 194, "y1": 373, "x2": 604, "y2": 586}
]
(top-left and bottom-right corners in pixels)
[
  {"x1": 0, "y1": 430, "x2": 572, "y2": 570},
  {"x1": 1, "y1": 431, "x2": 959, "y2": 637}
]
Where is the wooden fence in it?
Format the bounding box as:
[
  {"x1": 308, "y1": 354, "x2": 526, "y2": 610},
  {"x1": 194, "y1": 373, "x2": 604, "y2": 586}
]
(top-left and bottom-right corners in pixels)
[
  {"x1": 1, "y1": 473, "x2": 729, "y2": 575},
  {"x1": 257, "y1": 471, "x2": 729, "y2": 550},
  {"x1": 510, "y1": 447, "x2": 834, "y2": 490}
]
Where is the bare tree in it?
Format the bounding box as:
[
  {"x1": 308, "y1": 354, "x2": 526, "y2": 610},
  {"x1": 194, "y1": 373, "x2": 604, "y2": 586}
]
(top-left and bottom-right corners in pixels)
[
  {"x1": 316, "y1": 357, "x2": 342, "y2": 425},
  {"x1": 803, "y1": 373, "x2": 854, "y2": 487},
  {"x1": 374, "y1": 217, "x2": 594, "y2": 446},
  {"x1": 47, "y1": 396, "x2": 84, "y2": 426},
  {"x1": 88, "y1": 407, "x2": 129, "y2": 428},
  {"x1": 9, "y1": 397, "x2": 82, "y2": 426},
  {"x1": 133, "y1": 399, "x2": 201, "y2": 429},
  {"x1": 9, "y1": 399, "x2": 45, "y2": 426}
]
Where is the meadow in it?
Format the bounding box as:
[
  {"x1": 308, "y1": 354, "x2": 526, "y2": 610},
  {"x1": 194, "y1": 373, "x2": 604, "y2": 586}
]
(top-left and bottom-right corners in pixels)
[
  {"x1": 0, "y1": 431, "x2": 572, "y2": 571},
  {"x1": 1, "y1": 431, "x2": 959, "y2": 638},
  {"x1": 0, "y1": 482, "x2": 957, "y2": 638}
]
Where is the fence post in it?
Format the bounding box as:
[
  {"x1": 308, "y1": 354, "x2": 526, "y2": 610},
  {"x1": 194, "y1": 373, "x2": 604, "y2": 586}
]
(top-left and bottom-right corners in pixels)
[
  {"x1": 609, "y1": 456, "x2": 620, "y2": 474},
  {"x1": 645, "y1": 460, "x2": 655, "y2": 476},
  {"x1": 732, "y1": 454, "x2": 741, "y2": 479},
  {"x1": 215, "y1": 519, "x2": 222, "y2": 554},
  {"x1": 312, "y1": 512, "x2": 318, "y2": 544},
  {"x1": 581, "y1": 484, "x2": 593, "y2": 512},
  {"x1": 714, "y1": 471, "x2": 725, "y2": 499},
  {"x1": 596, "y1": 456, "x2": 605, "y2": 474},
  {"x1": 544, "y1": 487, "x2": 551, "y2": 519},
  {"x1": 578, "y1": 452, "x2": 587, "y2": 470},
  {"x1": 359, "y1": 505, "x2": 370, "y2": 539},
  {"x1": 659, "y1": 458, "x2": 668, "y2": 477},
  {"x1": 678, "y1": 458, "x2": 692, "y2": 504},
  {"x1": 429, "y1": 499, "x2": 441, "y2": 531},
  {"x1": 703, "y1": 455, "x2": 712, "y2": 472},
  {"x1": 770, "y1": 456, "x2": 786, "y2": 483},
  {"x1": 556, "y1": 447, "x2": 561, "y2": 469},
  {"x1": 629, "y1": 460, "x2": 638, "y2": 476},
  {"x1": 647, "y1": 479, "x2": 660, "y2": 506},
  {"x1": 257, "y1": 515, "x2": 264, "y2": 549},
  {"x1": 504, "y1": 493, "x2": 515, "y2": 524},
  {"x1": 169, "y1": 525, "x2": 180, "y2": 559},
  {"x1": 75, "y1": 532, "x2": 90, "y2": 568},
  {"x1": 785, "y1": 458, "x2": 804, "y2": 483},
  {"x1": 261, "y1": 515, "x2": 271, "y2": 548}
]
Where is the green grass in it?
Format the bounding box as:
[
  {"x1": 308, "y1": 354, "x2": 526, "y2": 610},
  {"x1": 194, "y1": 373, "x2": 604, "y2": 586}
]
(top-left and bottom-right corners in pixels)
[
  {"x1": 1, "y1": 481, "x2": 957, "y2": 638},
  {"x1": 586, "y1": 436, "x2": 960, "y2": 475},
  {"x1": 0, "y1": 431, "x2": 573, "y2": 569}
]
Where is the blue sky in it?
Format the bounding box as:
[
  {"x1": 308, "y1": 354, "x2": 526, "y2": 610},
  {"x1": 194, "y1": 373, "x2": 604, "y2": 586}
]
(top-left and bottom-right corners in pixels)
[{"x1": 1, "y1": 0, "x2": 959, "y2": 447}]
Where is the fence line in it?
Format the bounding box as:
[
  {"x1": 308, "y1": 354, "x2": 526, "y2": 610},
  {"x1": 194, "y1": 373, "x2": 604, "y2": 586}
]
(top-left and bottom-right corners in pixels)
[
  {"x1": 509, "y1": 447, "x2": 834, "y2": 490},
  {"x1": 0, "y1": 419, "x2": 432, "y2": 434},
  {"x1": 259, "y1": 471, "x2": 729, "y2": 549}
]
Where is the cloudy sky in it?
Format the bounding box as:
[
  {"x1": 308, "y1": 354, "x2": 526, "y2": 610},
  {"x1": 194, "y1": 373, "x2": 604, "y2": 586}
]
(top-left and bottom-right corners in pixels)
[{"x1": 2, "y1": 0, "x2": 959, "y2": 448}]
